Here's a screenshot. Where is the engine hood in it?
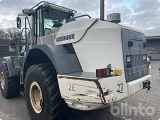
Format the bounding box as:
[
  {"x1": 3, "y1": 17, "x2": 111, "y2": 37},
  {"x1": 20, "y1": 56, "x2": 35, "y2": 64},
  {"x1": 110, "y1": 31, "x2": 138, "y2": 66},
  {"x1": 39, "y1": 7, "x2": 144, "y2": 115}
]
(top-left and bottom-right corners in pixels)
[{"x1": 54, "y1": 18, "x2": 97, "y2": 45}]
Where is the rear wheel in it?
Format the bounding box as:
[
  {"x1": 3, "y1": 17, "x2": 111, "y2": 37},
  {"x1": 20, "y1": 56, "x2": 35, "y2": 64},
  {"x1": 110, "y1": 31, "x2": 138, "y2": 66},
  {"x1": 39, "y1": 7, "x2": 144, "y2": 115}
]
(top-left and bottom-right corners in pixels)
[
  {"x1": 0, "y1": 62, "x2": 20, "y2": 98},
  {"x1": 25, "y1": 64, "x2": 69, "y2": 120}
]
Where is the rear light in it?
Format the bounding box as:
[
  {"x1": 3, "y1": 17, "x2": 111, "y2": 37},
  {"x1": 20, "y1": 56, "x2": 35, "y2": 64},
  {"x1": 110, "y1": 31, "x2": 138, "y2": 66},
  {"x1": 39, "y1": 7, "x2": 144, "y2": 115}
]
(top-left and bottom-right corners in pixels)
[
  {"x1": 142, "y1": 54, "x2": 147, "y2": 64},
  {"x1": 126, "y1": 56, "x2": 131, "y2": 62},
  {"x1": 143, "y1": 54, "x2": 147, "y2": 60},
  {"x1": 96, "y1": 68, "x2": 112, "y2": 78},
  {"x1": 128, "y1": 41, "x2": 134, "y2": 47},
  {"x1": 114, "y1": 69, "x2": 122, "y2": 76},
  {"x1": 126, "y1": 55, "x2": 132, "y2": 68}
]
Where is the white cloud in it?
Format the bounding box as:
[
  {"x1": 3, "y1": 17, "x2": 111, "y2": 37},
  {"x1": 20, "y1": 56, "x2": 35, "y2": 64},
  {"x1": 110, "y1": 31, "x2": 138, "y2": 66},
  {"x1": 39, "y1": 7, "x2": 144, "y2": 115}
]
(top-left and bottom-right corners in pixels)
[{"x1": 0, "y1": 0, "x2": 160, "y2": 36}]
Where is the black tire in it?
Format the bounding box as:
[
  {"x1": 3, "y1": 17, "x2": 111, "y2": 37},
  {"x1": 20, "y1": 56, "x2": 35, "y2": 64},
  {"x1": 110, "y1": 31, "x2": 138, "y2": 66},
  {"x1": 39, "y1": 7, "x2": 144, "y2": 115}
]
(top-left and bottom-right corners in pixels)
[
  {"x1": 25, "y1": 64, "x2": 70, "y2": 120},
  {"x1": 0, "y1": 62, "x2": 20, "y2": 98}
]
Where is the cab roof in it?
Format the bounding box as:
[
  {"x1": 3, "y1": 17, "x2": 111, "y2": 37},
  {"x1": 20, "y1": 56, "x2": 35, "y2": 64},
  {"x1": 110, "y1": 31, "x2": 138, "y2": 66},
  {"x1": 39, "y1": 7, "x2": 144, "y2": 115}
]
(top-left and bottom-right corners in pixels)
[{"x1": 23, "y1": 1, "x2": 77, "y2": 14}]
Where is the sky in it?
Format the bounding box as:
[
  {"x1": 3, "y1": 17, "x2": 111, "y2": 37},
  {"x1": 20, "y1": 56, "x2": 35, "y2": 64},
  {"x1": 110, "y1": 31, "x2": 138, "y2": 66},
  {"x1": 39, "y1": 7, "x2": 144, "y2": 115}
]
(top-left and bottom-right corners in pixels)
[{"x1": 0, "y1": 0, "x2": 160, "y2": 36}]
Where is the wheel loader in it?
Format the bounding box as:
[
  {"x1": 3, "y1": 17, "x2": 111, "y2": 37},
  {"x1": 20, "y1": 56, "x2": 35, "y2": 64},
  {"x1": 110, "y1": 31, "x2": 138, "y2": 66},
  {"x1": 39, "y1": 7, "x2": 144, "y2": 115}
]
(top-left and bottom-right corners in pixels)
[{"x1": 0, "y1": 1, "x2": 151, "y2": 120}]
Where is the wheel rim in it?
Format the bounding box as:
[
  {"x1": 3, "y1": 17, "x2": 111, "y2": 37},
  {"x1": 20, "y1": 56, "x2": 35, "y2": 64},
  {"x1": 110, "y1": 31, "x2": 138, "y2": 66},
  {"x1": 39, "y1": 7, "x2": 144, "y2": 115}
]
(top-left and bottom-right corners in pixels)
[
  {"x1": 1, "y1": 72, "x2": 5, "y2": 90},
  {"x1": 30, "y1": 81, "x2": 43, "y2": 114}
]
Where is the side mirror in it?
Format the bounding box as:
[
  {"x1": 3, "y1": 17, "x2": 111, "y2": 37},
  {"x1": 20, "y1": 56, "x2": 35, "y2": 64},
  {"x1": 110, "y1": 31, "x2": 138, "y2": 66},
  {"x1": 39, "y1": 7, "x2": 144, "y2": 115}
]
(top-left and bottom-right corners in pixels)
[
  {"x1": 9, "y1": 43, "x2": 17, "y2": 52},
  {"x1": 17, "y1": 17, "x2": 21, "y2": 29}
]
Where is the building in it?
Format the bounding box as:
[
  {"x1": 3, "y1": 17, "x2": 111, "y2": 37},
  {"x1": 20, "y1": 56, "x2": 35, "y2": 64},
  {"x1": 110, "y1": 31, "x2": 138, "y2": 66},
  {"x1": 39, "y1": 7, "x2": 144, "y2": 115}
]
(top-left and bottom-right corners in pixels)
[
  {"x1": 0, "y1": 39, "x2": 16, "y2": 57},
  {"x1": 147, "y1": 36, "x2": 160, "y2": 60}
]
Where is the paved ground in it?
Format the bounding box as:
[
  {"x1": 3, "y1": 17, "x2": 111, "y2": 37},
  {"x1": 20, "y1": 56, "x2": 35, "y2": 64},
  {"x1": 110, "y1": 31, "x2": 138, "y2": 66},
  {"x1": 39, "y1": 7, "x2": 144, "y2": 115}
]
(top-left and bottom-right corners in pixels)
[{"x1": 0, "y1": 61, "x2": 160, "y2": 120}]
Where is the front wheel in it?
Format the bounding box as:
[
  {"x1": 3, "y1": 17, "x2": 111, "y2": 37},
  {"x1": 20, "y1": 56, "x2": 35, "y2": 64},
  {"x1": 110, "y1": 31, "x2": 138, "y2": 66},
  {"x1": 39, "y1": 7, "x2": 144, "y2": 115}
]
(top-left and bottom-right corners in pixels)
[
  {"x1": 25, "y1": 64, "x2": 69, "y2": 120},
  {"x1": 0, "y1": 62, "x2": 20, "y2": 98}
]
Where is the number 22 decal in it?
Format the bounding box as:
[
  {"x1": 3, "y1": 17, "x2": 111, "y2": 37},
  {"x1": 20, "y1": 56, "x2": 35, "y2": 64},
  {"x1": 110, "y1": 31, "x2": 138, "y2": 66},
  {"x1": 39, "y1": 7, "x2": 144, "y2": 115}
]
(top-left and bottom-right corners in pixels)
[
  {"x1": 117, "y1": 82, "x2": 123, "y2": 93},
  {"x1": 68, "y1": 83, "x2": 75, "y2": 92}
]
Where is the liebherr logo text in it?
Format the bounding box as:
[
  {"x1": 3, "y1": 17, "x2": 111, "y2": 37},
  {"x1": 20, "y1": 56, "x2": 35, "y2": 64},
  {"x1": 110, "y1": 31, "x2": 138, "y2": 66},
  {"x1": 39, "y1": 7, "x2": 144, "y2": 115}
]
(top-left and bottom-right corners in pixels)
[{"x1": 56, "y1": 34, "x2": 75, "y2": 42}]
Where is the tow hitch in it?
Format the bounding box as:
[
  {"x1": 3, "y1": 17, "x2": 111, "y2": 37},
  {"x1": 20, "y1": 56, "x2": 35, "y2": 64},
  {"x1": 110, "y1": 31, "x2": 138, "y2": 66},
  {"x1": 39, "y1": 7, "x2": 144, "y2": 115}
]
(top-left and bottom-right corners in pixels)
[{"x1": 143, "y1": 80, "x2": 151, "y2": 90}]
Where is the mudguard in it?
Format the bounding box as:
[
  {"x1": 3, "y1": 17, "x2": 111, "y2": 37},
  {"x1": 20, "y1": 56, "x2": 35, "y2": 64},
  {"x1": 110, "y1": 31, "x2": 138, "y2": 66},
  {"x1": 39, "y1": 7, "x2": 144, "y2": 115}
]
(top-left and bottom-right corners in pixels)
[
  {"x1": 24, "y1": 44, "x2": 82, "y2": 74},
  {"x1": 3, "y1": 56, "x2": 21, "y2": 77}
]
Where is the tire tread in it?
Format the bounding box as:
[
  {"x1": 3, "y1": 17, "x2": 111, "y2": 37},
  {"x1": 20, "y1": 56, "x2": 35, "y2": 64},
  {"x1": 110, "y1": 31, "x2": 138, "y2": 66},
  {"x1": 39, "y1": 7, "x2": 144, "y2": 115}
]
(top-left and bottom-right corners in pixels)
[
  {"x1": 0, "y1": 62, "x2": 20, "y2": 98},
  {"x1": 25, "y1": 63, "x2": 70, "y2": 120}
]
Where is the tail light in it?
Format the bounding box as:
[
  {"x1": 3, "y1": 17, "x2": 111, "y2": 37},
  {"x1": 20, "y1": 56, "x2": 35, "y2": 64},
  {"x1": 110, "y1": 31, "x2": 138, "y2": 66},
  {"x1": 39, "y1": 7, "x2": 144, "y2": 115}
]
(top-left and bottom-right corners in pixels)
[
  {"x1": 126, "y1": 55, "x2": 132, "y2": 62},
  {"x1": 126, "y1": 55, "x2": 132, "y2": 68},
  {"x1": 96, "y1": 68, "x2": 112, "y2": 78},
  {"x1": 143, "y1": 54, "x2": 147, "y2": 60}
]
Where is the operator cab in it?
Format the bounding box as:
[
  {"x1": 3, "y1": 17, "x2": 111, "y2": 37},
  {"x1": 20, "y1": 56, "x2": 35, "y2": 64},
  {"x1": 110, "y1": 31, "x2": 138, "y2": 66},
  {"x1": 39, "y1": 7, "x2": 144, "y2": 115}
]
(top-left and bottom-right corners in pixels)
[
  {"x1": 17, "y1": 1, "x2": 76, "y2": 44},
  {"x1": 35, "y1": 4, "x2": 75, "y2": 37}
]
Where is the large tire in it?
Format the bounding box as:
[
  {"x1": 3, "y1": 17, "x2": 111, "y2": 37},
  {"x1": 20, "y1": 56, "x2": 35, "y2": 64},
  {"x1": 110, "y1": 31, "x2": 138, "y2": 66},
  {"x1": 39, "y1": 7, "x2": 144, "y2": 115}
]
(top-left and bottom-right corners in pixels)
[
  {"x1": 25, "y1": 64, "x2": 69, "y2": 120},
  {"x1": 0, "y1": 62, "x2": 20, "y2": 98}
]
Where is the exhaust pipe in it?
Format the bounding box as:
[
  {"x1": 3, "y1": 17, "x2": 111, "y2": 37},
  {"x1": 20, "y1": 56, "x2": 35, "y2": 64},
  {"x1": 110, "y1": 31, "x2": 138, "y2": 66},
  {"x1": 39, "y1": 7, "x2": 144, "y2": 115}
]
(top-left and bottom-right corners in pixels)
[{"x1": 100, "y1": 0, "x2": 104, "y2": 20}]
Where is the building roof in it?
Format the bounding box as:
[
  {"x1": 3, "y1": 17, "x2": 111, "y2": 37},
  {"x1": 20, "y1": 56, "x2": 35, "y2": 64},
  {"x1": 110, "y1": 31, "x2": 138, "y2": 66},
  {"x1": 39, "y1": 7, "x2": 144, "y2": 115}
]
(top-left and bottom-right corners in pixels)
[
  {"x1": 146, "y1": 36, "x2": 160, "y2": 42},
  {"x1": 147, "y1": 36, "x2": 160, "y2": 39}
]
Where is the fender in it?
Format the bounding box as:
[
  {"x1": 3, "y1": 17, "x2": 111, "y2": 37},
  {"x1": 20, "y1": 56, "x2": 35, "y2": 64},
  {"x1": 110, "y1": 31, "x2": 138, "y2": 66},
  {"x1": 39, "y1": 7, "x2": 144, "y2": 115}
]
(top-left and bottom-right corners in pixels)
[
  {"x1": 3, "y1": 56, "x2": 21, "y2": 77},
  {"x1": 24, "y1": 44, "x2": 82, "y2": 75}
]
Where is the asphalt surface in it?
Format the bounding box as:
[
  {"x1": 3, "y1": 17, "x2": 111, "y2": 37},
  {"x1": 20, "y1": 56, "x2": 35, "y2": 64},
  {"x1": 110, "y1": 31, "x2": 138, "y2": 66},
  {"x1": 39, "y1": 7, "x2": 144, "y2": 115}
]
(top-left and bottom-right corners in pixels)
[{"x1": 0, "y1": 61, "x2": 159, "y2": 120}]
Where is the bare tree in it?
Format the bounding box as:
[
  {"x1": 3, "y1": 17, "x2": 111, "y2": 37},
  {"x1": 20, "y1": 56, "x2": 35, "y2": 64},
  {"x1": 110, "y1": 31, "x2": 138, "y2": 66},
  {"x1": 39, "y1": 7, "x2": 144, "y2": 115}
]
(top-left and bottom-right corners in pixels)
[
  {"x1": 0, "y1": 29, "x2": 8, "y2": 40},
  {"x1": 7, "y1": 27, "x2": 21, "y2": 43}
]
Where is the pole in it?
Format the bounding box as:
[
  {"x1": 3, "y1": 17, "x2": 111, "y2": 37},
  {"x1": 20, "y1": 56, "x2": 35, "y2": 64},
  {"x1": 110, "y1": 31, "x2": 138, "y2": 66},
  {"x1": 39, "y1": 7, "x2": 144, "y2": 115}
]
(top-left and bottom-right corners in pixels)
[{"x1": 100, "y1": 0, "x2": 104, "y2": 20}]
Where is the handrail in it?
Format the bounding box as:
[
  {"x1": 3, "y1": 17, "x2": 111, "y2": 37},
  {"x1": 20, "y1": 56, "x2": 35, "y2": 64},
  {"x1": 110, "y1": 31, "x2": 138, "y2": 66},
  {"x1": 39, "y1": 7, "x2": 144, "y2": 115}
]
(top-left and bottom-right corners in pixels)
[
  {"x1": 74, "y1": 14, "x2": 91, "y2": 19},
  {"x1": 20, "y1": 28, "x2": 30, "y2": 54}
]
